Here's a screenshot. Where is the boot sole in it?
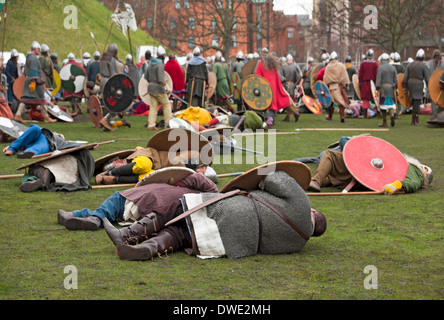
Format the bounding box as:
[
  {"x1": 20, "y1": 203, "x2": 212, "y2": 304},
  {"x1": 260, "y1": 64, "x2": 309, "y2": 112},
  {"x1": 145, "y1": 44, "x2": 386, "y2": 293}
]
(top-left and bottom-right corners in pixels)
[
  {"x1": 19, "y1": 180, "x2": 43, "y2": 192},
  {"x1": 103, "y1": 218, "x2": 124, "y2": 246},
  {"x1": 64, "y1": 217, "x2": 100, "y2": 231},
  {"x1": 116, "y1": 243, "x2": 153, "y2": 261}
]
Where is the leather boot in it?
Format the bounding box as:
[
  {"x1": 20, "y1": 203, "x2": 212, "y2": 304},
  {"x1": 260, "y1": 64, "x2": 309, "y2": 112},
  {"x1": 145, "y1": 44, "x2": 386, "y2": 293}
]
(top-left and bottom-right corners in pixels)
[
  {"x1": 29, "y1": 165, "x2": 52, "y2": 188},
  {"x1": 116, "y1": 229, "x2": 176, "y2": 261},
  {"x1": 411, "y1": 113, "x2": 419, "y2": 126},
  {"x1": 283, "y1": 108, "x2": 290, "y2": 122},
  {"x1": 57, "y1": 209, "x2": 101, "y2": 231},
  {"x1": 103, "y1": 212, "x2": 160, "y2": 246}
]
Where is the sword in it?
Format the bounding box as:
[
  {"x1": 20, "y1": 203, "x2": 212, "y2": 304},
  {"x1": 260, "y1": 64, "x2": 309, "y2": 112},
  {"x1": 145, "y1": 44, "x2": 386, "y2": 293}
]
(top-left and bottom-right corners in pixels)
[{"x1": 170, "y1": 92, "x2": 189, "y2": 106}]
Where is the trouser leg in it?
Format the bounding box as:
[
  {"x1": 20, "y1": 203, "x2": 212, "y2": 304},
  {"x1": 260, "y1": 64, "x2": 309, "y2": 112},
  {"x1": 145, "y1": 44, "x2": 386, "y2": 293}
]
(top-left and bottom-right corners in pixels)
[{"x1": 73, "y1": 191, "x2": 126, "y2": 222}]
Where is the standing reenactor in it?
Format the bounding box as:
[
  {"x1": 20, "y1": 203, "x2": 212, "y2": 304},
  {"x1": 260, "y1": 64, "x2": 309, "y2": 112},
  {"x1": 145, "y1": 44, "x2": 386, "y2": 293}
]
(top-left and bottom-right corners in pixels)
[
  {"x1": 145, "y1": 46, "x2": 172, "y2": 130},
  {"x1": 323, "y1": 51, "x2": 350, "y2": 122},
  {"x1": 301, "y1": 56, "x2": 315, "y2": 98},
  {"x1": 125, "y1": 54, "x2": 140, "y2": 99},
  {"x1": 280, "y1": 54, "x2": 301, "y2": 121},
  {"x1": 213, "y1": 52, "x2": 235, "y2": 113},
  {"x1": 375, "y1": 53, "x2": 398, "y2": 127},
  {"x1": 13, "y1": 41, "x2": 56, "y2": 123},
  {"x1": 185, "y1": 47, "x2": 208, "y2": 108},
  {"x1": 39, "y1": 44, "x2": 55, "y2": 91},
  {"x1": 358, "y1": 49, "x2": 379, "y2": 118},
  {"x1": 426, "y1": 49, "x2": 444, "y2": 118},
  {"x1": 344, "y1": 55, "x2": 357, "y2": 100},
  {"x1": 402, "y1": 49, "x2": 430, "y2": 126}
]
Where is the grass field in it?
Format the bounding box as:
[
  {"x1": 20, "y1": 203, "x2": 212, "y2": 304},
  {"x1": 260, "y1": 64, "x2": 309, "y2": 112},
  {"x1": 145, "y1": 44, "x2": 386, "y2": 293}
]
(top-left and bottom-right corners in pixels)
[{"x1": 0, "y1": 104, "x2": 443, "y2": 302}]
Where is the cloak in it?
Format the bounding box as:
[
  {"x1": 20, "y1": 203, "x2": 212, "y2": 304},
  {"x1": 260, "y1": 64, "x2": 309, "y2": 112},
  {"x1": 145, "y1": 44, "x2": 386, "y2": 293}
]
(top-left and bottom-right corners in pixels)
[{"x1": 165, "y1": 59, "x2": 186, "y2": 97}]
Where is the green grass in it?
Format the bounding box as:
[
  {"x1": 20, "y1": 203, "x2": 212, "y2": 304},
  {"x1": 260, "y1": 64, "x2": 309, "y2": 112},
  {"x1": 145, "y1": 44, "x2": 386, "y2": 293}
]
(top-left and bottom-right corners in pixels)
[
  {"x1": 1, "y1": 0, "x2": 160, "y2": 61},
  {"x1": 0, "y1": 105, "x2": 443, "y2": 300}
]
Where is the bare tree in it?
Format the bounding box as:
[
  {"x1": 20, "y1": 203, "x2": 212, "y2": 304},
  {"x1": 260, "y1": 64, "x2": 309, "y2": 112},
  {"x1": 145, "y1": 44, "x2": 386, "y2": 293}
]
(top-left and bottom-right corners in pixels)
[{"x1": 313, "y1": 0, "x2": 439, "y2": 56}]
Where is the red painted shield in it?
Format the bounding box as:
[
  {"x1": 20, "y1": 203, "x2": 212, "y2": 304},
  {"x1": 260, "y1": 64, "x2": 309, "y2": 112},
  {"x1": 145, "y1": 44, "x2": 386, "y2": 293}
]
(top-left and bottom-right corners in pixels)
[
  {"x1": 302, "y1": 95, "x2": 322, "y2": 114},
  {"x1": 343, "y1": 136, "x2": 409, "y2": 191}
]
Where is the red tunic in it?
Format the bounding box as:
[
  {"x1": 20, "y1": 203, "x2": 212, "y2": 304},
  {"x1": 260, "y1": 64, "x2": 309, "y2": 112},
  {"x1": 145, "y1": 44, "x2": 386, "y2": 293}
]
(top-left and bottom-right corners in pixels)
[
  {"x1": 255, "y1": 60, "x2": 290, "y2": 112},
  {"x1": 165, "y1": 59, "x2": 186, "y2": 97},
  {"x1": 316, "y1": 67, "x2": 325, "y2": 82},
  {"x1": 358, "y1": 60, "x2": 379, "y2": 100}
]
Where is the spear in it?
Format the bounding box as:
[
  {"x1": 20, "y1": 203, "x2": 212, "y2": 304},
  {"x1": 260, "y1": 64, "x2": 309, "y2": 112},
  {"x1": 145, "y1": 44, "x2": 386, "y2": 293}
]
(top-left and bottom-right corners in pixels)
[{"x1": 90, "y1": 32, "x2": 101, "y2": 55}]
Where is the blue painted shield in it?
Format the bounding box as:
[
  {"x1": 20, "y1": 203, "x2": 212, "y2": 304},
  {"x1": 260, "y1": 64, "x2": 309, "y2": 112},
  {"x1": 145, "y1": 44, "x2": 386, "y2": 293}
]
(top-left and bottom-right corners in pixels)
[{"x1": 315, "y1": 81, "x2": 332, "y2": 107}]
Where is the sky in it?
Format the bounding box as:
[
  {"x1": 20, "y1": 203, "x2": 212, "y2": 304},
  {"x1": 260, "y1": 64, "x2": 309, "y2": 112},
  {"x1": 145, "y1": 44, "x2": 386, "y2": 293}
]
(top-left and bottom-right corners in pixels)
[{"x1": 273, "y1": 0, "x2": 313, "y2": 17}]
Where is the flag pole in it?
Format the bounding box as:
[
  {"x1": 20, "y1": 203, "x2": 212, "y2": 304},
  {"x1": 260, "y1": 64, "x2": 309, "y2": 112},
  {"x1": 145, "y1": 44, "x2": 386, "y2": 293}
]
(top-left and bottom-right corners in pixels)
[{"x1": 1, "y1": 2, "x2": 7, "y2": 56}]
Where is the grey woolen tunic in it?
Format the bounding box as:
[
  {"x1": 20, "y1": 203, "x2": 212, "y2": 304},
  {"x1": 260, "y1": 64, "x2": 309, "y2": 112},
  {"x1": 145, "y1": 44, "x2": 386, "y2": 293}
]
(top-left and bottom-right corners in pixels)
[{"x1": 198, "y1": 171, "x2": 313, "y2": 259}]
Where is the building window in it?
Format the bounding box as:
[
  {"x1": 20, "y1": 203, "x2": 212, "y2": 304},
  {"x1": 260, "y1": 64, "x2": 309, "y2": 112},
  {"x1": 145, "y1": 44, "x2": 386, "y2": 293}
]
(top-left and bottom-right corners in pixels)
[
  {"x1": 189, "y1": 17, "x2": 195, "y2": 30},
  {"x1": 189, "y1": 36, "x2": 195, "y2": 48},
  {"x1": 184, "y1": 0, "x2": 190, "y2": 9},
  {"x1": 287, "y1": 28, "x2": 294, "y2": 39},
  {"x1": 146, "y1": 17, "x2": 153, "y2": 29},
  {"x1": 217, "y1": 0, "x2": 222, "y2": 9},
  {"x1": 170, "y1": 37, "x2": 177, "y2": 48},
  {"x1": 212, "y1": 36, "x2": 219, "y2": 47},
  {"x1": 212, "y1": 18, "x2": 217, "y2": 30},
  {"x1": 175, "y1": 0, "x2": 181, "y2": 9},
  {"x1": 233, "y1": 18, "x2": 237, "y2": 30},
  {"x1": 170, "y1": 17, "x2": 176, "y2": 29},
  {"x1": 232, "y1": 36, "x2": 237, "y2": 48}
]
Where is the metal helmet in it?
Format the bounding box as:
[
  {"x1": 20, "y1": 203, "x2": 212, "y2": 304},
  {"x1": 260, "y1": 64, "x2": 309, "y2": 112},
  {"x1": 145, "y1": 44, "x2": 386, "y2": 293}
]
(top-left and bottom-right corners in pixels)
[
  {"x1": 236, "y1": 51, "x2": 244, "y2": 59},
  {"x1": 380, "y1": 53, "x2": 390, "y2": 61},
  {"x1": 416, "y1": 48, "x2": 425, "y2": 59},
  {"x1": 157, "y1": 45, "x2": 166, "y2": 57},
  {"x1": 41, "y1": 44, "x2": 50, "y2": 53},
  {"x1": 125, "y1": 54, "x2": 133, "y2": 62},
  {"x1": 31, "y1": 41, "x2": 41, "y2": 51},
  {"x1": 394, "y1": 52, "x2": 401, "y2": 62},
  {"x1": 93, "y1": 51, "x2": 101, "y2": 59},
  {"x1": 50, "y1": 53, "x2": 58, "y2": 60},
  {"x1": 286, "y1": 54, "x2": 294, "y2": 62},
  {"x1": 83, "y1": 52, "x2": 91, "y2": 59},
  {"x1": 330, "y1": 51, "x2": 338, "y2": 60},
  {"x1": 67, "y1": 52, "x2": 75, "y2": 60},
  {"x1": 307, "y1": 56, "x2": 314, "y2": 63},
  {"x1": 10, "y1": 49, "x2": 19, "y2": 57},
  {"x1": 193, "y1": 47, "x2": 201, "y2": 56},
  {"x1": 366, "y1": 49, "x2": 374, "y2": 59},
  {"x1": 321, "y1": 53, "x2": 328, "y2": 61},
  {"x1": 390, "y1": 52, "x2": 395, "y2": 60},
  {"x1": 345, "y1": 55, "x2": 352, "y2": 63}
]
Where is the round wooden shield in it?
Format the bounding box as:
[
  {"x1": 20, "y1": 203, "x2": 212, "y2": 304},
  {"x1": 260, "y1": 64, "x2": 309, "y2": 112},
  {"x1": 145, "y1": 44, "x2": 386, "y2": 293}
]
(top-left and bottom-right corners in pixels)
[
  {"x1": 88, "y1": 95, "x2": 103, "y2": 128},
  {"x1": 230, "y1": 72, "x2": 242, "y2": 100},
  {"x1": 310, "y1": 64, "x2": 321, "y2": 97},
  {"x1": 315, "y1": 81, "x2": 332, "y2": 107},
  {"x1": 0, "y1": 117, "x2": 28, "y2": 141},
  {"x1": 428, "y1": 69, "x2": 444, "y2": 108},
  {"x1": 83, "y1": 76, "x2": 91, "y2": 98},
  {"x1": 147, "y1": 128, "x2": 213, "y2": 166},
  {"x1": 47, "y1": 104, "x2": 74, "y2": 122},
  {"x1": 94, "y1": 149, "x2": 135, "y2": 175},
  {"x1": 241, "y1": 74, "x2": 273, "y2": 111},
  {"x1": 352, "y1": 74, "x2": 361, "y2": 100},
  {"x1": 17, "y1": 144, "x2": 97, "y2": 171},
  {"x1": 135, "y1": 166, "x2": 195, "y2": 188},
  {"x1": 60, "y1": 63, "x2": 86, "y2": 93},
  {"x1": 138, "y1": 72, "x2": 172, "y2": 106},
  {"x1": 205, "y1": 71, "x2": 216, "y2": 99},
  {"x1": 103, "y1": 74, "x2": 135, "y2": 113},
  {"x1": 51, "y1": 70, "x2": 62, "y2": 97},
  {"x1": 343, "y1": 136, "x2": 409, "y2": 192},
  {"x1": 396, "y1": 73, "x2": 411, "y2": 109},
  {"x1": 302, "y1": 95, "x2": 322, "y2": 114},
  {"x1": 220, "y1": 161, "x2": 312, "y2": 193},
  {"x1": 13, "y1": 75, "x2": 25, "y2": 100},
  {"x1": 241, "y1": 59, "x2": 258, "y2": 81},
  {"x1": 370, "y1": 80, "x2": 379, "y2": 108}
]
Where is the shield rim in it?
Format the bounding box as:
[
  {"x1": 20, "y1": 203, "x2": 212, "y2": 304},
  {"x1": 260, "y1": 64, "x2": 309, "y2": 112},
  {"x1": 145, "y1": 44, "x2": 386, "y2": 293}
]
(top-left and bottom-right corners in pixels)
[
  {"x1": 94, "y1": 149, "x2": 136, "y2": 174},
  {"x1": 88, "y1": 95, "x2": 103, "y2": 128},
  {"x1": 0, "y1": 117, "x2": 28, "y2": 140},
  {"x1": 343, "y1": 136, "x2": 409, "y2": 192},
  {"x1": 103, "y1": 73, "x2": 135, "y2": 112},
  {"x1": 310, "y1": 64, "x2": 321, "y2": 96},
  {"x1": 315, "y1": 80, "x2": 332, "y2": 107},
  {"x1": 205, "y1": 71, "x2": 217, "y2": 99},
  {"x1": 138, "y1": 71, "x2": 172, "y2": 106},
  {"x1": 241, "y1": 74, "x2": 273, "y2": 111},
  {"x1": 240, "y1": 59, "x2": 259, "y2": 82},
  {"x1": 230, "y1": 72, "x2": 242, "y2": 100},
  {"x1": 396, "y1": 73, "x2": 412, "y2": 109},
  {"x1": 60, "y1": 64, "x2": 86, "y2": 93},
  {"x1": 302, "y1": 95, "x2": 322, "y2": 114},
  {"x1": 135, "y1": 166, "x2": 196, "y2": 188},
  {"x1": 47, "y1": 104, "x2": 74, "y2": 122},
  {"x1": 370, "y1": 80, "x2": 380, "y2": 108},
  {"x1": 428, "y1": 69, "x2": 444, "y2": 108},
  {"x1": 352, "y1": 74, "x2": 361, "y2": 100}
]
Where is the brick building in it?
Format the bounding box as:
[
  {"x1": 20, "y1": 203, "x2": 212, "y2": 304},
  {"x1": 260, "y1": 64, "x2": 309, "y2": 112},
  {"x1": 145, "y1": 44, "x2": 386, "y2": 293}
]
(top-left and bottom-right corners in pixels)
[{"x1": 100, "y1": 0, "x2": 306, "y2": 61}]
